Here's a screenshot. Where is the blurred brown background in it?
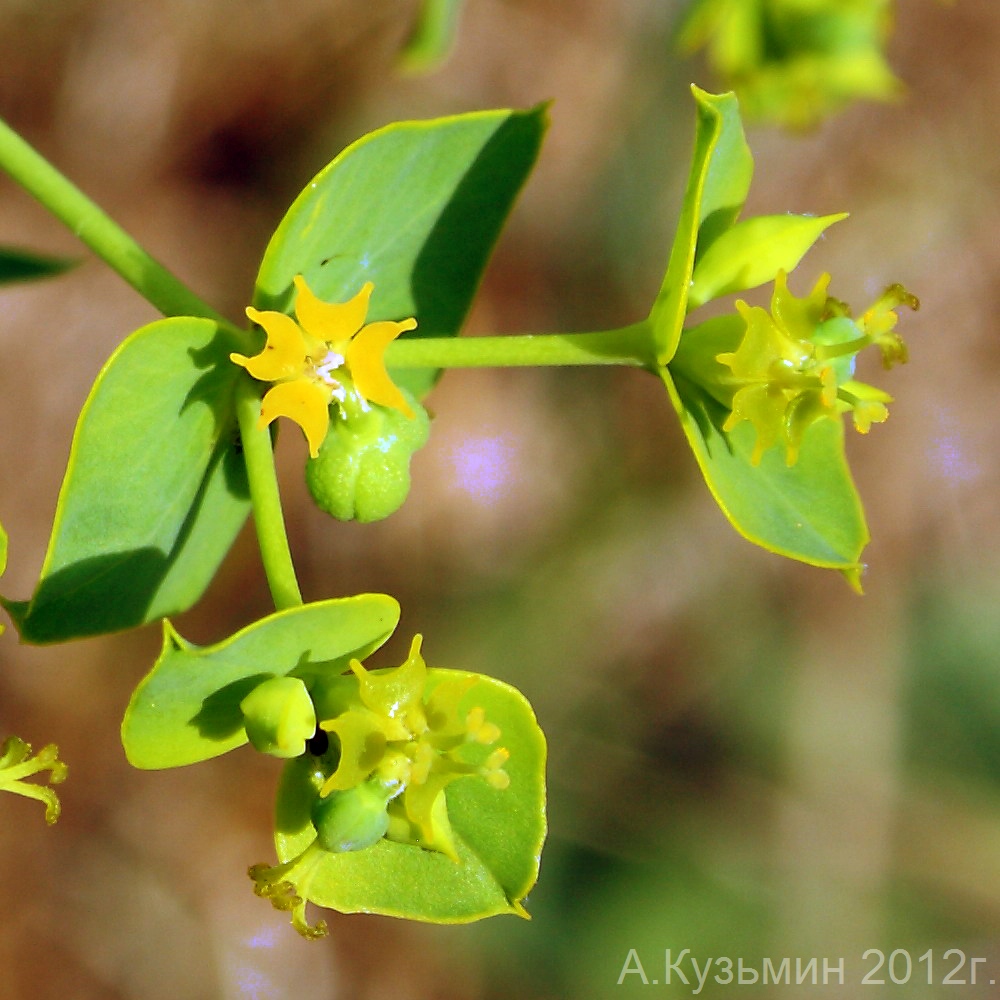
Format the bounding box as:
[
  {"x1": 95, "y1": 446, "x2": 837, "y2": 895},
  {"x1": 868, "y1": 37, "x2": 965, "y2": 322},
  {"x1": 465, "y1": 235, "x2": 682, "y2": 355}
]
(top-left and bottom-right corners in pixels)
[{"x1": 0, "y1": 1, "x2": 998, "y2": 997}]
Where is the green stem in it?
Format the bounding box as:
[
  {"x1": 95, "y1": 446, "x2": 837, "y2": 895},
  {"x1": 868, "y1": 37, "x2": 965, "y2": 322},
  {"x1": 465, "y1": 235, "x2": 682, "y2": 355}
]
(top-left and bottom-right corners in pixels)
[
  {"x1": 235, "y1": 376, "x2": 303, "y2": 610},
  {"x1": 0, "y1": 116, "x2": 223, "y2": 322},
  {"x1": 384, "y1": 321, "x2": 653, "y2": 370}
]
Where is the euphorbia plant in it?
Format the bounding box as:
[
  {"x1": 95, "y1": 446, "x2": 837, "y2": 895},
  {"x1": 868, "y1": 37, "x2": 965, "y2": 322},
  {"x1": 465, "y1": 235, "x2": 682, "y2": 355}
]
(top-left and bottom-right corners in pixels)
[{"x1": 0, "y1": 86, "x2": 913, "y2": 934}]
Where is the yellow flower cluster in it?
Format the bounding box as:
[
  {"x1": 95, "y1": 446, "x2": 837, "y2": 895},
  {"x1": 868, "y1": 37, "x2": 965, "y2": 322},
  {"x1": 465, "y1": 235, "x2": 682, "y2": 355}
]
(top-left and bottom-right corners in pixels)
[
  {"x1": 247, "y1": 638, "x2": 511, "y2": 938},
  {"x1": 319, "y1": 635, "x2": 510, "y2": 861},
  {"x1": 717, "y1": 271, "x2": 915, "y2": 465}
]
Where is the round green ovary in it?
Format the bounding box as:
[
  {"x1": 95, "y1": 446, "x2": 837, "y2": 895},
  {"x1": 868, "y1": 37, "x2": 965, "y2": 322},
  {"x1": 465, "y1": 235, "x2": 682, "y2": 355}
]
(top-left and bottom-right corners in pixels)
[
  {"x1": 311, "y1": 780, "x2": 393, "y2": 853},
  {"x1": 306, "y1": 388, "x2": 430, "y2": 522}
]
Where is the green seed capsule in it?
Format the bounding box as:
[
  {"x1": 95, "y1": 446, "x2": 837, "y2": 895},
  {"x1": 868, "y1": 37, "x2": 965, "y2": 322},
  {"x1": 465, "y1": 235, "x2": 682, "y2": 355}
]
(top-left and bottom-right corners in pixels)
[
  {"x1": 306, "y1": 387, "x2": 430, "y2": 523},
  {"x1": 311, "y1": 780, "x2": 393, "y2": 853},
  {"x1": 240, "y1": 675, "x2": 317, "y2": 759}
]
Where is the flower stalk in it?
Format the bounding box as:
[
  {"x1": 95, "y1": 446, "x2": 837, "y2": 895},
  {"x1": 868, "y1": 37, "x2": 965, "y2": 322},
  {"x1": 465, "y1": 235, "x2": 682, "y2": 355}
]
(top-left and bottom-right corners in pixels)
[
  {"x1": 234, "y1": 375, "x2": 303, "y2": 610},
  {"x1": 384, "y1": 322, "x2": 653, "y2": 370},
  {"x1": 0, "y1": 117, "x2": 223, "y2": 323}
]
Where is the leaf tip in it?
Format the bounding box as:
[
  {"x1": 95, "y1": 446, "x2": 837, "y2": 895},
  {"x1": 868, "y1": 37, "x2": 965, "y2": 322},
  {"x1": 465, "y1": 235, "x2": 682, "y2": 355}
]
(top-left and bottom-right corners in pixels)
[
  {"x1": 160, "y1": 618, "x2": 188, "y2": 653},
  {"x1": 0, "y1": 596, "x2": 27, "y2": 638},
  {"x1": 690, "y1": 84, "x2": 737, "y2": 115},
  {"x1": 842, "y1": 563, "x2": 866, "y2": 594}
]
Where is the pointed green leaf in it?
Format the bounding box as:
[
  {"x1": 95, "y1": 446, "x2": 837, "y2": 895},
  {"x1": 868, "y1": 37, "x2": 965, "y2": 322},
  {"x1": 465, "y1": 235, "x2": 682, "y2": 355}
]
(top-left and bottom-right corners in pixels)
[
  {"x1": 121, "y1": 595, "x2": 401, "y2": 769},
  {"x1": 689, "y1": 212, "x2": 847, "y2": 310},
  {"x1": 274, "y1": 669, "x2": 546, "y2": 922},
  {"x1": 649, "y1": 88, "x2": 751, "y2": 365},
  {"x1": 0, "y1": 246, "x2": 76, "y2": 284},
  {"x1": 4, "y1": 318, "x2": 251, "y2": 643},
  {"x1": 254, "y1": 107, "x2": 546, "y2": 399},
  {"x1": 661, "y1": 366, "x2": 868, "y2": 572}
]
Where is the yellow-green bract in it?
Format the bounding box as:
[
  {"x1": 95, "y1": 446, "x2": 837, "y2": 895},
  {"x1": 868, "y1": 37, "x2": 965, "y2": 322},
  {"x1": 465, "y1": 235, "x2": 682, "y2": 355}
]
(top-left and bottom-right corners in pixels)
[
  {"x1": 268, "y1": 667, "x2": 545, "y2": 930},
  {"x1": 646, "y1": 88, "x2": 911, "y2": 581}
]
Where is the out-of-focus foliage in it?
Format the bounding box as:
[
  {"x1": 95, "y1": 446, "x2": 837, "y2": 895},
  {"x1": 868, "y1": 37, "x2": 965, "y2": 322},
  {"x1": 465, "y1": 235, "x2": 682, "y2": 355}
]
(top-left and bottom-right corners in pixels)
[
  {"x1": 399, "y1": 0, "x2": 466, "y2": 74},
  {"x1": 680, "y1": 0, "x2": 901, "y2": 128},
  {"x1": 0, "y1": 245, "x2": 75, "y2": 283}
]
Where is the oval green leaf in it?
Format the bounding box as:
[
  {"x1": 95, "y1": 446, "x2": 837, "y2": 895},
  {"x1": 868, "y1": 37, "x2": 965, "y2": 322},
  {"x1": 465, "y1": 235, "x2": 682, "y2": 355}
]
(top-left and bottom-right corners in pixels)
[
  {"x1": 274, "y1": 669, "x2": 546, "y2": 922},
  {"x1": 4, "y1": 317, "x2": 251, "y2": 643},
  {"x1": 253, "y1": 107, "x2": 547, "y2": 399},
  {"x1": 122, "y1": 595, "x2": 401, "y2": 769}
]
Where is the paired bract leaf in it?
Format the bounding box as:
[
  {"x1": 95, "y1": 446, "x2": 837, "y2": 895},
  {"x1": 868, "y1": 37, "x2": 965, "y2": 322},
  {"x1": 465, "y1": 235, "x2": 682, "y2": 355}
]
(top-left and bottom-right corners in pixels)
[
  {"x1": 254, "y1": 107, "x2": 547, "y2": 399},
  {"x1": 649, "y1": 88, "x2": 751, "y2": 364},
  {"x1": 639, "y1": 89, "x2": 874, "y2": 576},
  {"x1": 274, "y1": 669, "x2": 546, "y2": 922},
  {"x1": 121, "y1": 595, "x2": 400, "y2": 768},
  {"x1": 4, "y1": 318, "x2": 251, "y2": 643}
]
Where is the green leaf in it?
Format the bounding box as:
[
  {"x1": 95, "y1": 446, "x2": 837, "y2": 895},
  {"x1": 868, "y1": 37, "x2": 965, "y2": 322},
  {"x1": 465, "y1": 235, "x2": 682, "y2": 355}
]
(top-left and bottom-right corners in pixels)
[
  {"x1": 649, "y1": 88, "x2": 751, "y2": 365},
  {"x1": 4, "y1": 318, "x2": 251, "y2": 643},
  {"x1": 661, "y1": 365, "x2": 868, "y2": 573},
  {"x1": 689, "y1": 212, "x2": 847, "y2": 310},
  {"x1": 275, "y1": 669, "x2": 546, "y2": 922},
  {"x1": 254, "y1": 107, "x2": 547, "y2": 399},
  {"x1": 0, "y1": 246, "x2": 76, "y2": 284},
  {"x1": 121, "y1": 595, "x2": 400, "y2": 769}
]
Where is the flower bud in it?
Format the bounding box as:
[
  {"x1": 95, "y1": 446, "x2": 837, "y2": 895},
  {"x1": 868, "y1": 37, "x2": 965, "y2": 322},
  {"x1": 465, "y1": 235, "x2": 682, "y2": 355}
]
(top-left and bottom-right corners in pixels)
[
  {"x1": 305, "y1": 387, "x2": 430, "y2": 523},
  {"x1": 240, "y1": 676, "x2": 317, "y2": 759}
]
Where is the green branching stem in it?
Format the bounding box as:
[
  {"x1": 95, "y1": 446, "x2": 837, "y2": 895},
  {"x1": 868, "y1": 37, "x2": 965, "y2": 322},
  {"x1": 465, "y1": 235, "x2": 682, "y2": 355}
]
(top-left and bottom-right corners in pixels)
[
  {"x1": 0, "y1": 116, "x2": 223, "y2": 322},
  {"x1": 235, "y1": 376, "x2": 303, "y2": 611},
  {"x1": 384, "y1": 321, "x2": 654, "y2": 370}
]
